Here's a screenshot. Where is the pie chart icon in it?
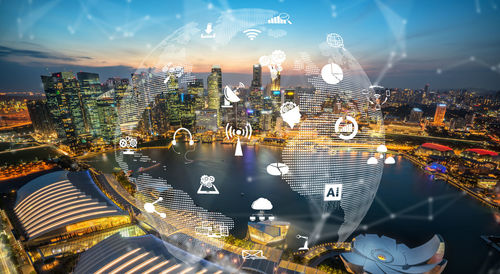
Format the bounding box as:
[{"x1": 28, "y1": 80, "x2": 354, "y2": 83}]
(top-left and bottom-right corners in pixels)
[
  {"x1": 266, "y1": 162, "x2": 289, "y2": 176},
  {"x1": 321, "y1": 63, "x2": 343, "y2": 84}
]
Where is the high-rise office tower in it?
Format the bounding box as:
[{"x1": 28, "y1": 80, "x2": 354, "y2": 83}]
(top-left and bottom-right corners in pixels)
[
  {"x1": 77, "y1": 72, "x2": 102, "y2": 137},
  {"x1": 27, "y1": 100, "x2": 56, "y2": 137},
  {"x1": 42, "y1": 72, "x2": 86, "y2": 145},
  {"x1": 409, "y1": 108, "x2": 423, "y2": 123},
  {"x1": 465, "y1": 113, "x2": 475, "y2": 126},
  {"x1": 188, "y1": 78, "x2": 205, "y2": 110},
  {"x1": 270, "y1": 71, "x2": 280, "y2": 92},
  {"x1": 105, "y1": 77, "x2": 130, "y2": 102},
  {"x1": 211, "y1": 65, "x2": 222, "y2": 94},
  {"x1": 96, "y1": 94, "x2": 119, "y2": 144},
  {"x1": 284, "y1": 89, "x2": 295, "y2": 103},
  {"x1": 207, "y1": 71, "x2": 220, "y2": 126},
  {"x1": 251, "y1": 64, "x2": 262, "y2": 88},
  {"x1": 433, "y1": 103, "x2": 446, "y2": 126}
]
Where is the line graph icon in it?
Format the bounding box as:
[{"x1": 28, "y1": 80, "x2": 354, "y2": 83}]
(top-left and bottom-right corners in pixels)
[
  {"x1": 225, "y1": 123, "x2": 252, "y2": 156},
  {"x1": 243, "y1": 28, "x2": 261, "y2": 40}
]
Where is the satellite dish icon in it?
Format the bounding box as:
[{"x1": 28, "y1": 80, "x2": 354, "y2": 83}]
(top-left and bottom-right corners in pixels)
[{"x1": 222, "y1": 83, "x2": 244, "y2": 108}]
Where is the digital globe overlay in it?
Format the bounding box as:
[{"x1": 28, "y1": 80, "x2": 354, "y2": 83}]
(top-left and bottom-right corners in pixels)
[{"x1": 108, "y1": 8, "x2": 387, "y2": 270}]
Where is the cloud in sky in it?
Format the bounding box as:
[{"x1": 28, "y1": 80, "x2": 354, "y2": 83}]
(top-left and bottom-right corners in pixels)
[
  {"x1": 0, "y1": 45, "x2": 92, "y2": 63},
  {"x1": 0, "y1": 0, "x2": 499, "y2": 91}
]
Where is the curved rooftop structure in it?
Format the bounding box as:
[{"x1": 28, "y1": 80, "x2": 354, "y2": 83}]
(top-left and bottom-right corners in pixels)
[
  {"x1": 14, "y1": 170, "x2": 127, "y2": 240},
  {"x1": 421, "y1": 143, "x2": 453, "y2": 152},
  {"x1": 464, "y1": 148, "x2": 498, "y2": 156},
  {"x1": 74, "y1": 233, "x2": 224, "y2": 274},
  {"x1": 341, "y1": 234, "x2": 447, "y2": 274}
]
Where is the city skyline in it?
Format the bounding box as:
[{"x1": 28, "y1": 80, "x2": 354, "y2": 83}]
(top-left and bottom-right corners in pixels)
[{"x1": 0, "y1": 0, "x2": 500, "y2": 92}]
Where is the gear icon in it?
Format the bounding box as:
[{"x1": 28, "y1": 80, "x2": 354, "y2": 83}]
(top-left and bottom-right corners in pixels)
[
  {"x1": 271, "y1": 50, "x2": 286, "y2": 64},
  {"x1": 119, "y1": 138, "x2": 128, "y2": 148}
]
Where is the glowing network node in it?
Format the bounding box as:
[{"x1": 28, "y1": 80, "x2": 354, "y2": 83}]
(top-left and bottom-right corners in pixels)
[{"x1": 144, "y1": 197, "x2": 166, "y2": 218}]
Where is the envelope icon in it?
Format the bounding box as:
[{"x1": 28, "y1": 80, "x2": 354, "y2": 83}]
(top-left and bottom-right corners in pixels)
[{"x1": 242, "y1": 250, "x2": 266, "y2": 260}]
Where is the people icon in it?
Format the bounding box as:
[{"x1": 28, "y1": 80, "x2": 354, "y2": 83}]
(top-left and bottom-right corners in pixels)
[{"x1": 280, "y1": 102, "x2": 301, "y2": 129}]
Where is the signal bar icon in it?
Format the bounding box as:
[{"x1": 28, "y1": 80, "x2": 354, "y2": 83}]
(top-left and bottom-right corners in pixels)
[
  {"x1": 267, "y1": 13, "x2": 292, "y2": 24},
  {"x1": 338, "y1": 123, "x2": 353, "y2": 133}
]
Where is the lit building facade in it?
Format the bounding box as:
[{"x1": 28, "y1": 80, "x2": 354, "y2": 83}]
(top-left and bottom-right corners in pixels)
[
  {"x1": 77, "y1": 72, "x2": 102, "y2": 137},
  {"x1": 409, "y1": 107, "x2": 423, "y2": 123},
  {"x1": 74, "y1": 233, "x2": 225, "y2": 273},
  {"x1": 433, "y1": 103, "x2": 446, "y2": 126},
  {"x1": 42, "y1": 72, "x2": 87, "y2": 149},
  {"x1": 207, "y1": 71, "x2": 221, "y2": 126},
  {"x1": 96, "y1": 95, "x2": 119, "y2": 144},
  {"x1": 251, "y1": 64, "x2": 262, "y2": 88},
  {"x1": 12, "y1": 170, "x2": 144, "y2": 263},
  {"x1": 247, "y1": 221, "x2": 290, "y2": 245},
  {"x1": 415, "y1": 143, "x2": 454, "y2": 158},
  {"x1": 26, "y1": 99, "x2": 56, "y2": 137}
]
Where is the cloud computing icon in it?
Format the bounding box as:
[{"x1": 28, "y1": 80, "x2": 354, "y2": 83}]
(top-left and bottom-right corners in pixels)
[
  {"x1": 225, "y1": 123, "x2": 252, "y2": 156},
  {"x1": 280, "y1": 102, "x2": 301, "y2": 129},
  {"x1": 250, "y1": 197, "x2": 275, "y2": 222}
]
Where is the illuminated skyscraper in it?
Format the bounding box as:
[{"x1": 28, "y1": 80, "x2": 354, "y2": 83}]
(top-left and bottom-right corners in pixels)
[
  {"x1": 77, "y1": 72, "x2": 102, "y2": 137},
  {"x1": 409, "y1": 107, "x2": 423, "y2": 123},
  {"x1": 96, "y1": 94, "x2": 119, "y2": 144},
  {"x1": 42, "y1": 72, "x2": 86, "y2": 146},
  {"x1": 188, "y1": 78, "x2": 205, "y2": 110},
  {"x1": 433, "y1": 103, "x2": 446, "y2": 126},
  {"x1": 211, "y1": 65, "x2": 222, "y2": 93},
  {"x1": 207, "y1": 71, "x2": 220, "y2": 126},
  {"x1": 27, "y1": 100, "x2": 56, "y2": 137},
  {"x1": 251, "y1": 64, "x2": 262, "y2": 88},
  {"x1": 284, "y1": 89, "x2": 295, "y2": 103},
  {"x1": 270, "y1": 71, "x2": 280, "y2": 92}
]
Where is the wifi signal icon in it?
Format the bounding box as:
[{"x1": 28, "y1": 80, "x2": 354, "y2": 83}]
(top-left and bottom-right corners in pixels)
[{"x1": 243, "y1": 29, "x2": 261, "y2": 40}]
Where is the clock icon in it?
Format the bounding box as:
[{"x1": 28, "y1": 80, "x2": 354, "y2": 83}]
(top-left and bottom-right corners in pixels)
[{"x1": 321, "y1": 63, "x2": 343, "y2": 84}]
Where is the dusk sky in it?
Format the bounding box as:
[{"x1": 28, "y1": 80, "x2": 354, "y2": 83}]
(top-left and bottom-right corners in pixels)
[{"x1": 0, "y1": 0, "x2": 499, "y2": 92}]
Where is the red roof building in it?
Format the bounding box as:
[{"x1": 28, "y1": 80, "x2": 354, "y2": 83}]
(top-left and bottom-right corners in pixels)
[
  {"x1": 421, "y1": 143, "x2": 453, "y2": 152},
  {"x1": 465, "y1": 148, "x2": 498, "y2": 156}
]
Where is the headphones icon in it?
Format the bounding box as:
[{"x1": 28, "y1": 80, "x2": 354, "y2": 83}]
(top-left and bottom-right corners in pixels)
[{"x1": 172, "y1": 127, "x2": 194, "y2": 146}]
